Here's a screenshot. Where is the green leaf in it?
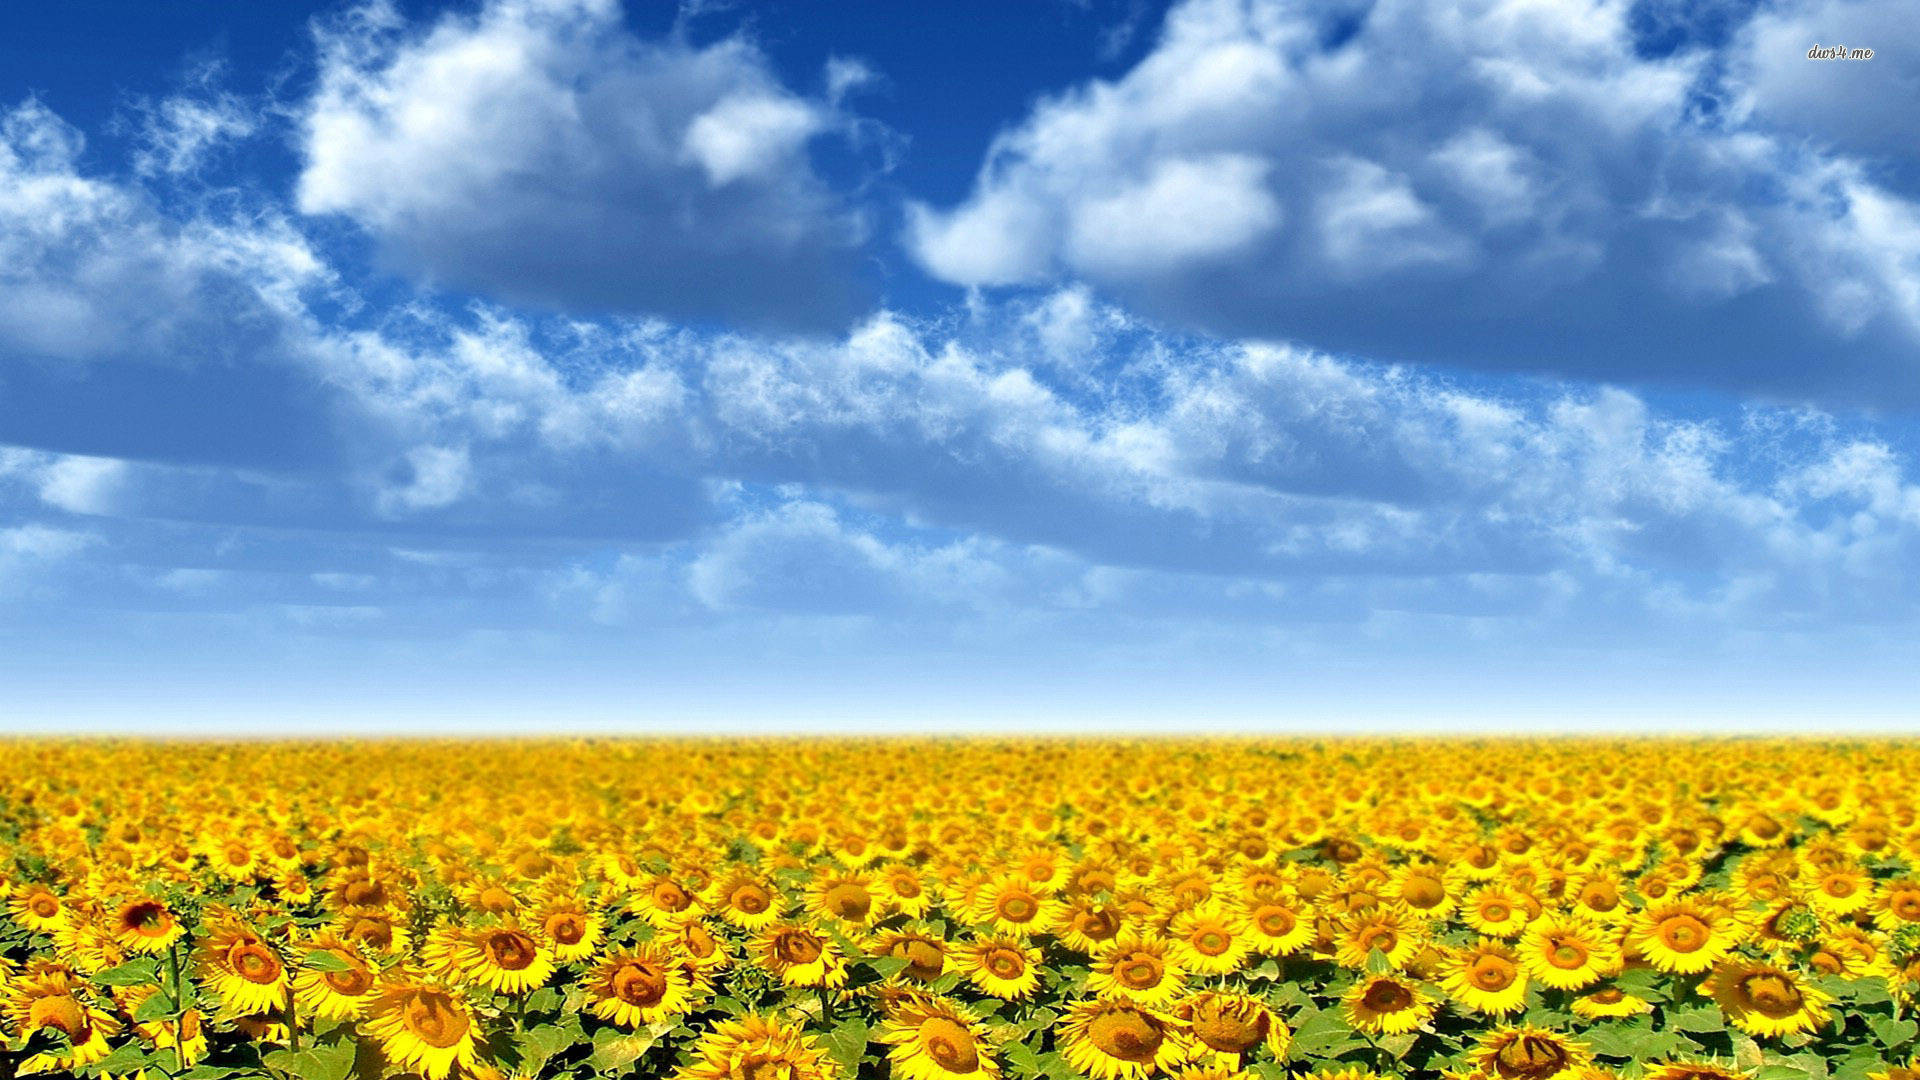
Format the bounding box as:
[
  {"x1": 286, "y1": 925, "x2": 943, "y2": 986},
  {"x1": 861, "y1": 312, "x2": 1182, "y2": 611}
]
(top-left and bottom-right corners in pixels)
[
  {"x1": 302, "y1": 950, "x2": 353, "y2": 973},
  {"x1": 91, "y1": 959, "x2": 161, "y2": 986},
  {"x1": 1037, "y1": 1050, "x2": 1079, "y2": 1080},
  {"x1": 823, "y1": 1017, "x2": 869, "y2": 1070},
  {"x1": 1829, "y1": 976, "x2": 1892, "y2": 1006},
  {"x1": 589, "y1": 1027, "x2": 654, "y2": 1074},
  {"x1": 867, "y1": 955, "x2": 911, "y2": 979},
  {"x1": 1873, "y1": 1016, "x2": 1920, "y2": 1048},
  {"x1": 79, "y1": 1041, "x2": 154, "y2": 1076},
  {"x1": 520, "y1": 1023, "x2": 577, "y2": 1071},
  {"x1": 285, "y1": 1038, "x2": 357, "y2": 1080},
  {"x1": 133, "y1": 992, "x2": 177, "y2": 1023},
  {"x1": 1003, "y1": 1039, "x2": 1043, "y2": 1079},
  {"x1": 1667, "y1": 1005, "x2": 1726, "y2": 1034},
  {"x1": 1364, "y1": 948, "x2": 1393, "y2": 975}
]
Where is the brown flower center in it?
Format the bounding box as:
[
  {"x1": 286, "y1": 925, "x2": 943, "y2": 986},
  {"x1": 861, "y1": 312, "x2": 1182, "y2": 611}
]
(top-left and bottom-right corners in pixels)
[
  {"x1": 1361, "y1": 979, "x2": 1414, "y2": 1012},
  {"x1": 1086, "y1": 1008, "x2": 1164, "y2": 1062},
  {"x1": 822, "y1": 883, "x2": 872, "y2": 921},
  {"x1": 230, "y1": 942, "x2": 283, "y2": 984},
  {"x1": 401, "y1": 991, "x2": 470, "y2": 1048},
  {"x1": 891, "y1": 938, "x2": 946, "y2": 981},
  {"x1": 1190, "y1": 999, "x2": 1265, "y2": 1053},
  {"x1": 920, "y1": 1017, "x2": 980, "y2": 1072},
  {"x1": 1658, "y1": 914, "x2": 1710, "y2": 952},
  {"x1": 774, "y1": 929, "x2": 823, "y2": 965},
  {"x1": 1115, "y1": 951, "x2": 1164, "y2": 989},
  {"x1": 996, "y1": 892, "x2": 1038, "y2": 923},
  {"x1": 1493, "y1": 1034, "x2": 1571, "y2": 1079},
  {"x1": 546, "y1": 914, "x2": 586, "y2": 946},
  {"x1": 984, "y1": 947, "x2": 1026, "y2": 980},
  {"x1": 612, "y1": 961, "x2": 668, "y2": 1007},
  {"x1": 731, "y1": 884, "x2": 771, "y2": 914},
  {"x1": 483, "y1": 930, "x2": 539, "y2": 971},
  {"x1": 29, "y1": 996, "x2": 90, "y2": 1040},
  {"x1": 1738, "y1": 973, "x2": 1805, "y2": 1018},
  {"x1": 1470, "y1": 954, "x2": 1517, "y2": 990}
]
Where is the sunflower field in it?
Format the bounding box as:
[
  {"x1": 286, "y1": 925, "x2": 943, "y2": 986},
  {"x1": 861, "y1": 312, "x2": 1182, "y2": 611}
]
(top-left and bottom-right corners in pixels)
[{"x1": 4, "y1": 740, "x2": 1920, "y2": 1080}]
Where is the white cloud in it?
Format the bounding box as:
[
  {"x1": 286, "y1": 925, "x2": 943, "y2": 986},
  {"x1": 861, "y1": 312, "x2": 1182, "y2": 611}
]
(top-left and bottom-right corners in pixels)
[
  {"x1": 377, "y1": 445, "x2": 473, "y2": 515},
  {"x1": 128, "y1": 74, "x2": 258, "y2": 177},
  {"x1": 681, "y1": 93, "x2": 824, "y2": 186},
  {"x1": 905, "y1": 0, "x2": 1920, "y2": 402},
  {"x1": 1065, "y1": 153, "x2": 1281, "y2": 277},
  {"x1": 0, "y1": 100, "x2": 328, "y2": 365},
  {"x1": 296, "y1": 0, "x2": 872, "y2": 329},
  {"x1": 0, "y1": 523, "x2": 96, "y2": 598},
  {"x1": 37, "y1": 455, "x2": 129, "y2": 515}
]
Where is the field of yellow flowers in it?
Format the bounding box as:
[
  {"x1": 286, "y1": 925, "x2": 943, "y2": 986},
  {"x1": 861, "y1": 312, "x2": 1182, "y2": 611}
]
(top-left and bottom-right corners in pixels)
[{"x1": 3, "y1": 739, "x2": 1920, "y2": 1080}]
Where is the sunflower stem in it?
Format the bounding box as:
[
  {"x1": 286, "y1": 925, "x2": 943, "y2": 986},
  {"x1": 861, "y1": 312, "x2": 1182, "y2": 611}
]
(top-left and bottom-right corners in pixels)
[{"x1": 166, "y1": 940, "x2": 188, "y2": 1072}]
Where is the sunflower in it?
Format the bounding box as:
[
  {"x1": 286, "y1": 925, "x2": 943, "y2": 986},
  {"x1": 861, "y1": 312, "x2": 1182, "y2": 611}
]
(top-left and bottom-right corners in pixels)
[
  {"x1": 1705, "y1": 959, "x2": 1833, "y2": 1038},
  {"x1": 1874, "y1": 879, "x2": 1920, "y2": 931},
  {"x1": 197, "y1": 923, "x2": 292, "y2": 1016},
  {"x1": 810, "y1": 871, "x2": 881, "y2": 927},
  {"x1": 9, "y1": 885, "x2": 69, "y2": 934},
  {"x1": 876, "y1": 928, "x2": 951, "y2": 983},
  {"x1": 1519, "y1": 916, "x2": 1617, "y2": 991},
  {"x1": 879, "y1": 866, "x2": 936, "y2": 919},
  {"x1": 1631, "y1": 898, "x2": 1741, "y2": 974},
  {"x1": 1168, "y1": 904, "x2": 1252, "y2": 975},
  {"x1": 679, "y1": 1014, "x2": 840, "y2": 1080},
  {"x1": 460, "y1": 926, "x2": 556, "y2": 994},
  {"x1": 1056, "y1": 998, "x2": 1191, "y2": 1080},
  {"x1": 879, "y1": 995, "x2": 1001, "y2": 1080},
  {"x1": 977, "y1": 875, "x2": 1060, "y2": 938},
  {"x1": 1089, "y1": 937, "x2": 1188, "y2": 1006},
  {"x1": 1, "y1": 970, "x2": 120, "y2": 1073},
  {"x1": 1804, "y1": 864, "x2": 1871, "y2": 917},
  {"x1": 1568, "y1": 870, "x2": 1631, "y2": 925},
  {"x1": 676, "y1": 919, "x2": 734, "y2": 976},
  {"x1": 1333, "y1": 905, "x2": 1425, "y2": 971},
  {"x1": 755, "y1": 923, "x2": 848, "y2": 989},
  {"x1": 585, "y1": 944, "x2": 698, "y2": 1028},
  {"x1": 1175, "y1": 990, "x2": 1288, "y2": 1067},
  {"x1": 109, "y1": 897, "x2": 185, "y2": 954},
  {"x1": 1473, "y1": 1026, "x2": 1591, "y2": 1080},
  {"x1": 1342, "y1": 974, "x2": 1435, "y2": 1035},
  {"x1": 1058, "y1": 899, "x2": 1132, "y2": 954},
  {"x1": 633, "y1": 874, "x2": 703, "y2": 927},
  {"x1": 337, "y1": 908, "x2": 412, "y2": 958},
  {"x1": 1869, "y1": 1062, "x2": 1920, "y2": 1080},
  {"x1": 711, "y1": 870, "x2": 785, "y2": 930},
  {"x1": 1242, "y1": 895, "x2": 1315, "y2": 956},
  {"x1": 293, "y1": 936, "x2": 379, "y2": 1020},
  {"x1": 535, "y1": 900, "x2": 604, "y2": 963},
  {"x1": 1392, "y1": 864, "x2": 1456, "y2": 920},
  {"x1": 959, "y1": 936, "x2": 1044, "y2": 1000},
  {"x1": 363, "y1": 978, "x2": 483, "y2": 1080},
  {"x1": 1570, "y1": 984, "x2": 1653, "y2": 1019},
  {"x1": 1441, "y1": 939, "x2": 1529, "y2": 1016},
  {"x1": 1463, "y1": 886, "x2": 1537, "y2": 938}
]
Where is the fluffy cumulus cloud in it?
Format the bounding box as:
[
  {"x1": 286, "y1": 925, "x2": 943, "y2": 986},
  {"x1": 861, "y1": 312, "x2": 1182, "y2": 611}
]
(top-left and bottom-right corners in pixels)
[
  {"x1": 296, "y1": 0, "x2": 874, "y2": 330},
  {"x1": 0, "y1": 101, "x2": 343, "y2": 467},
  {"x1": 907, "y1": 0, "x2": 1920, "y2": 403}
]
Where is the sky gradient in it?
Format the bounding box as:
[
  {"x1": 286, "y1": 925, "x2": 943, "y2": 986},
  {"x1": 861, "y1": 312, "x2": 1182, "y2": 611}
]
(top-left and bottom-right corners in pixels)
[{"x1": 2, "y1": 0, "x2": 1917, "y2": 732}]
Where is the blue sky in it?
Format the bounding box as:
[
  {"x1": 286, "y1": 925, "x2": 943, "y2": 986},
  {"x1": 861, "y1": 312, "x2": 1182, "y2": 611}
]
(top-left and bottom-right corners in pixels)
[{"x1": 2, "y1": 0, "x2": 1918, "y2": 732}]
